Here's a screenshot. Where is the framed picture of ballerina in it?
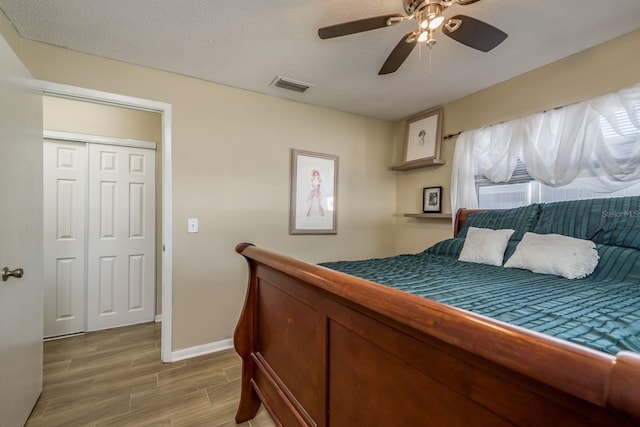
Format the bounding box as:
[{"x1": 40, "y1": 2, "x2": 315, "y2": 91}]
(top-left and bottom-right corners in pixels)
[
  {"x1": 401, "y1": 107, "x2": 443, "y2": 166},
  {"x1": 290, "y1": 149, "x2": 339, "y2": 235}
]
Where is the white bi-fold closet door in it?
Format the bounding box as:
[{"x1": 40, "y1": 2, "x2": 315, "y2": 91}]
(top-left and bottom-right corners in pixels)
[{"x1": 43, "y1": 137, "x2": 156, "y2": 337}]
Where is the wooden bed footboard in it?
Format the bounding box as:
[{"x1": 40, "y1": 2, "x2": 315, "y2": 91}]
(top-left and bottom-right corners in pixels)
[{"x1": 233, "y1": 241, "x2": 640, "y2": 426}]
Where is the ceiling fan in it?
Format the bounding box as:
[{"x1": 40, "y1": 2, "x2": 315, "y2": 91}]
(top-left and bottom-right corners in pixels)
[{"x1": 318, "y1": 0, "x2": 508, "y2": 75}]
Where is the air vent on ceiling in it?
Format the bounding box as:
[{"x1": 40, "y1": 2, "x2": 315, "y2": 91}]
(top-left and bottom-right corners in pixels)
[{"x1": 270, "y1": 76, "x2": 314, "y2": 93}]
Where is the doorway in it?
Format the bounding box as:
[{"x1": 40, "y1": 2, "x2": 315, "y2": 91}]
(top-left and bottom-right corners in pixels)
[
  {"x1": 43, "y1": 136, "x2": 157, "y2": 337},
  {"x1": 38, "y1": 81, "x2": 174, "y2": 362}
]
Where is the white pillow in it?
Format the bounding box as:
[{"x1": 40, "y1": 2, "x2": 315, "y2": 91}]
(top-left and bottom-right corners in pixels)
[
  {"x1": 504, "y1": 232, "x2": 599, "y2": 279},
  {"x1": 459, "y1": 227, "x2": 515, "y2": 266}
]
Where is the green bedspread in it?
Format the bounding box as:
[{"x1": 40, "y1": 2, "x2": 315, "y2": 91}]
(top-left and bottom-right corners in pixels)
[{"x1": 320, "y1": 242, "x2": 640, "y2": 356}]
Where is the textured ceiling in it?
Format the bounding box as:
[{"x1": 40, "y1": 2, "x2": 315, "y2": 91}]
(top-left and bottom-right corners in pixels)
[{"x1": 1, "y1": 0, "x2": 639, "y2": 121}]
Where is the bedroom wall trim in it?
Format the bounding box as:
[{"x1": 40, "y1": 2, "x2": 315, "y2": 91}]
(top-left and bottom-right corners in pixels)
[
  {"x1": 37, "y1": 80, "x2": 175, "y2": 363},
  {"x1": 171, "y1": 338, "x2": 234, "y2": 362}
]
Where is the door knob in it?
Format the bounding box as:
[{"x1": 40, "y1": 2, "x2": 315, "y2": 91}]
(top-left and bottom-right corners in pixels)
[{"x1": 2, "y1": 267, "x2": 23, "y2": 281}]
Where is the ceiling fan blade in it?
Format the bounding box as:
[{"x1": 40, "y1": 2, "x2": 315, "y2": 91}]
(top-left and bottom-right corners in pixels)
[
  {"x1": 456, "y1": 0, "x2": 483, "y2": 4},
  {"x1": 318, "y1": 14, "x2": 404, "y2": 39},
  {"x1": 378, "y1": 32, "x2": 417, "y2": 75},
  {"x1": 442, "y1": 15, "x2": 507, "y2": 52}
]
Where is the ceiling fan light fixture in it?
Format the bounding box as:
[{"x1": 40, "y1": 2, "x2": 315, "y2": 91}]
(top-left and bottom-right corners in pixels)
[
  {"x1": 319, "y1": 0, "x2": 509, "y2": 75},
  {"x1": 420, "y1": 15, "x2": 444, "y2": 30},
  {"x1": 429, "y1": 15, "x2": 445, "y2": 29},
  {"x1": 417, "y1": 30, "x2": 437, "y2": 47}
]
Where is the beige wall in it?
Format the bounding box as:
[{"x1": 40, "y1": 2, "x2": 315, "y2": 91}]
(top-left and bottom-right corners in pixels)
[
  {"x1": 43, "y1": 96, "x2": 164, "y2": 316},
  {"x1": 43, "y1": 96, "x2": 161, "y2": 142},
  {"x1": 394, "y1": 28, "x2": 640, "y2": 255},
  {"x1": 0, "y1": 17, "x2": 397, "y2": 350},
  {"x1": 5, "y1": 11, "x2": 638, "y2": 351},
  {"x1": 0, "y1": 10, "x2": 20, "y2": 55}
]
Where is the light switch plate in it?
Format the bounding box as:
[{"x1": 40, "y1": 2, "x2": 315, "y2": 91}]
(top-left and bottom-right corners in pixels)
[{"x1": 187, "y1": 218, "x2": 198, "y2": 233}]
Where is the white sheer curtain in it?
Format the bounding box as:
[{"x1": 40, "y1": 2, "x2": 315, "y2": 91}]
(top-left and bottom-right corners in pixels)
[{"x1": 451, "y1": 83, "x2": 640, "y2": 216}]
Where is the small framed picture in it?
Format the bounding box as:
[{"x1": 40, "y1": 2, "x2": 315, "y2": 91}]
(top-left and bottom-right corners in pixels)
[
  {"x1": 401, "y1": 107, "x2": 443, "y2": 167},
  {"x1": 423, "y1": 186, "x2": 442, "y2": 213}
]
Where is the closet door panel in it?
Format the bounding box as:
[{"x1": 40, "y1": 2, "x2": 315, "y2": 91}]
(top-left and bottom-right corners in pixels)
[
  {"x1": 43, "y1": 140, "x2": 87, "y2": 337},
  {"x1": 87, "y1": 144, "x2": 156, "y2": 331}
]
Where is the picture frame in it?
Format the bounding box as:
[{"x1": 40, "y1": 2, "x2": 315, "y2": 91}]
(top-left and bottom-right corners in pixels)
[
  {"x1": 290, "y1": 149, "x2": 339, "y2": 235},
  {"x1": 423, "y1": 186, "x2": 442, "y2": 213},
  {"x1": 401, "y1": 107, "x2": 443, "y2": 167}
]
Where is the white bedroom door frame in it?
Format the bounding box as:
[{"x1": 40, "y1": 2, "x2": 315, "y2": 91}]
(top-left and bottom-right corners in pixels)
[{"x1": 37, "y1": 81, "x2": 175, "y2": 362}]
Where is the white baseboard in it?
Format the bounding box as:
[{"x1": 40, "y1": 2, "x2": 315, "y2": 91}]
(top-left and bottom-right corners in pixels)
[
  {"x1": 155, "y1": 314, "x2": 162, "y2": 323},
  {"x1": 170, "y1": 338, "x2": 234, "y2": 362}
]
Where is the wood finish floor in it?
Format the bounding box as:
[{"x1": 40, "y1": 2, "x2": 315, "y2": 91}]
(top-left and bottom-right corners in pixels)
[{"x1": 26, "y1": 322, "x2": 275, "y2": 427}]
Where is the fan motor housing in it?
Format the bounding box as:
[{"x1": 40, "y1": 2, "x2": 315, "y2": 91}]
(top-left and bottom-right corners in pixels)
[{"x1": 403, "y1": 0, "x2": 444, "y2": 15}]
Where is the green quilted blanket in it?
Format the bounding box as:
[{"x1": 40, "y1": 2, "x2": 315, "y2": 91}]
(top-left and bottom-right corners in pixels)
[{"x1": 320, "y1": 243, "x2": 640, "y2": 356}]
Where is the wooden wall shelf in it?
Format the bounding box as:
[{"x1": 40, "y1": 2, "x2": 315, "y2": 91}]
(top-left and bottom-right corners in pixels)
[
  {"x1": 404, "y1": 213, "x2": 452, "y2": 219},
  {"x1": 391, "y1": 158, "x2": 446, "y2": 171}
]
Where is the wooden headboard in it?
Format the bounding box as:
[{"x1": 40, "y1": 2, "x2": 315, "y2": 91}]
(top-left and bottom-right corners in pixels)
[{"x1": 453, "y1": 208, "x2": 488, "y2": 237}]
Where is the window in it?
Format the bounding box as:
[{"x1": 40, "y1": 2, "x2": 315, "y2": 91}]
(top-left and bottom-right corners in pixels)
[
  {"x1": 478, "y1": 179, "x2": 640, "y2": 209},
  {"x1": 476, "y1": 106, "x2": 640, "y2": 209},
  {"x1": 452, "y1": 83, "x2": 640, "y2": 215}
]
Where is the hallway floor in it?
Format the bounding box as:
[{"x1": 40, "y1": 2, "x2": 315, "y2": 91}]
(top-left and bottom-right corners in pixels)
[{"x1": 26, "y1": 322, "x2": 275, "y2": 426}]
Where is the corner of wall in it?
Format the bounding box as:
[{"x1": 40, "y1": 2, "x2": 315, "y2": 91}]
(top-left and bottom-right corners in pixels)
[{"x1": 0, "y1": 9, "x2": 23, "y2": 60}]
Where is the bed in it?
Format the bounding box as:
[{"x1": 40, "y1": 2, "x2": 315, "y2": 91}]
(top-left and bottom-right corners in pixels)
[{"x1": 233, "y1": 197, "x2": 640, "y2": 426}]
